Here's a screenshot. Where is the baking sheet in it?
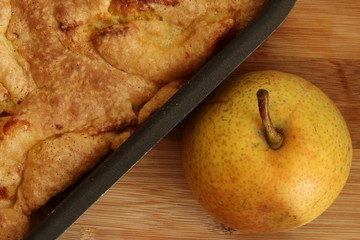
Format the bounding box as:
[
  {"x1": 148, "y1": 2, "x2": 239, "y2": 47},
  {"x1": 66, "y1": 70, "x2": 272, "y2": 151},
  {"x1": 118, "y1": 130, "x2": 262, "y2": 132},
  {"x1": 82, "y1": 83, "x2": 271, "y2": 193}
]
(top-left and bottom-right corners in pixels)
[{"x1": 26, "y1": 0, "x2": 297, "y2": 239}]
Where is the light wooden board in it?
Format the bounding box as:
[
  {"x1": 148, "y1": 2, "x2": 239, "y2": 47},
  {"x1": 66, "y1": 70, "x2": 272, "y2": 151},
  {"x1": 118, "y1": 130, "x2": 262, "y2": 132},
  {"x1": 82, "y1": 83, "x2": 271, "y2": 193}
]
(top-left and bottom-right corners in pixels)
[{"x1": 60, "y1": 0, "x2": 360, "y2": 239}]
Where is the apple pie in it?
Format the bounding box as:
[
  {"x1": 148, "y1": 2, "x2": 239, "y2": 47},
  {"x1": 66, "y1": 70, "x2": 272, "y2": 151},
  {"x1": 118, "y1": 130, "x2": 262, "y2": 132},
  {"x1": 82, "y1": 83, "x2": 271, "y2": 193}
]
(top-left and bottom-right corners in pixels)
[{"x1": 0, "y1": 0, "x2": 266, "y2": 239}]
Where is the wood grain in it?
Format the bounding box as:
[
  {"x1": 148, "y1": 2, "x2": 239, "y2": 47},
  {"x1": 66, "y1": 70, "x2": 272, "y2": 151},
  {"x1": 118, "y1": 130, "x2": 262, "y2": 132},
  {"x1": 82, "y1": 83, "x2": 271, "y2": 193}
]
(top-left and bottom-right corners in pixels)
[{"x1": 60, "y1": 0, "x2": 360, "y2": 239}]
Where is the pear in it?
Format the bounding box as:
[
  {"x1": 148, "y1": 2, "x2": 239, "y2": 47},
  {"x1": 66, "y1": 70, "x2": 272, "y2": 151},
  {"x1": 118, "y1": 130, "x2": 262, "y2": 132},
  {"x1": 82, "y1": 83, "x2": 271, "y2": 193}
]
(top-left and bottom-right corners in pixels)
[{"x1": 182, "y1": 70, "x2": 352, "y2": 233}]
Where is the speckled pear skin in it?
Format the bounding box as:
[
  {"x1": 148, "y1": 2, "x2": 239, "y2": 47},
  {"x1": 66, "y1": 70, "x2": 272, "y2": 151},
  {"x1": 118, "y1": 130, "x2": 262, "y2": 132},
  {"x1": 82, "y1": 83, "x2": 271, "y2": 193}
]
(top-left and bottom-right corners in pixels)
[{"x1": 182, "y1": 71, "x2": 352, "y2": 233}]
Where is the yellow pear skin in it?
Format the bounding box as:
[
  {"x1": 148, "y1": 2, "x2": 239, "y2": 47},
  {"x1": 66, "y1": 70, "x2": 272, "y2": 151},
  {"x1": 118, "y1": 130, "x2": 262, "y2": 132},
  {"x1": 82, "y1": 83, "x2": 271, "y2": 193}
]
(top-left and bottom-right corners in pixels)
[{"x1": 182, "y1": 71, "x2": 352, "y2": 233}]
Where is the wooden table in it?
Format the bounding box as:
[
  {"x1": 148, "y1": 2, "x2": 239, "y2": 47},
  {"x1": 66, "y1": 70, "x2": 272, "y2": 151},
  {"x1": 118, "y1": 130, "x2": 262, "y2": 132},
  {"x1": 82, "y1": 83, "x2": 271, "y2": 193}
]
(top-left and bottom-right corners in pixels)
[{"x1": 60, "y1": 1, "x2": 360, "y2": 239}]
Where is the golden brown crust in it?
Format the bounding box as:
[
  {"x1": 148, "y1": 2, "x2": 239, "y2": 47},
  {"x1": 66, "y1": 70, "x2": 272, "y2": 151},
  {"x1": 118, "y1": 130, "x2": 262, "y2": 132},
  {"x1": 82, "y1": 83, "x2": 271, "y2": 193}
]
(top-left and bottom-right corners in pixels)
[
  {"x1": 19, "y1": 133, "x2": 115, "y2": 213},
  {"x1": 0, "y1": 0, "x2": 266, "y2": 239},
  {"x1": 93, "y1": 18, "x2": 235, "y2": 84},
  {"x1": 0, "y1": 207, "x2": 29, "y2": 240}
]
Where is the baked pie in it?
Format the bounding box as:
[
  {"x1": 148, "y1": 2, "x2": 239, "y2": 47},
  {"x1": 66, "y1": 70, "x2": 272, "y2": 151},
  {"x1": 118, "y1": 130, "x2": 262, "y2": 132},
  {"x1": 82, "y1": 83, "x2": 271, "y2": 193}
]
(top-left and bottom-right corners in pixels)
[{"x1": 0, "y1": 0, "x2": 266, "y2": 239}]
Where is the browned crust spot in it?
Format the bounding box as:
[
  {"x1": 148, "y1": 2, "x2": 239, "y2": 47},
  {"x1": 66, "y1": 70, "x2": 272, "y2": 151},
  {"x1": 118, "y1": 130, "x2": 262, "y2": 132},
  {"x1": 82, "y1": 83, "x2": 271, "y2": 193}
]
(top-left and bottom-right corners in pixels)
[
  {"x1": 59, "y1": 22, "x2": 83, "y2": 33},
  {"x1": 95, "y1": 26, "x2": 130, "y2": 39},
  {"x1": 112, "y1": 0, "x2": 179, "y2": 13},
  {"x1": 3, "y1": 119, "x2": 31, "y2": 135},
  {"x1": 0, "y1": 186, "x2": 8, "y2": 199}
]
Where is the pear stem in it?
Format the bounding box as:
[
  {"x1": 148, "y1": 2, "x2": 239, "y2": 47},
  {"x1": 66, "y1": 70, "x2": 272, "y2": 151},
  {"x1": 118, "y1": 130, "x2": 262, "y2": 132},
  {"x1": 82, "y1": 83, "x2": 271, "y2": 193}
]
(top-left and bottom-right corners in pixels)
[{"x1": 256, "y1": 89, "x2": 283, "y2": 150}]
